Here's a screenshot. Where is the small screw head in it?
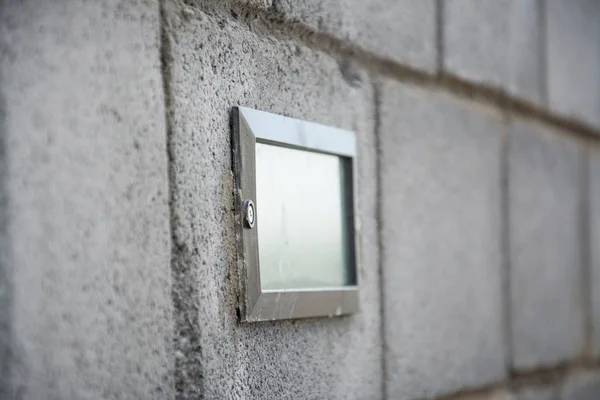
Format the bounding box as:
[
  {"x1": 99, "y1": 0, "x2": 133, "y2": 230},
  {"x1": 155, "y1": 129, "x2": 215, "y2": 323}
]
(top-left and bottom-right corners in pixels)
[{"x1": 243, "y1": 200, "x2": 255, "y2": 229}]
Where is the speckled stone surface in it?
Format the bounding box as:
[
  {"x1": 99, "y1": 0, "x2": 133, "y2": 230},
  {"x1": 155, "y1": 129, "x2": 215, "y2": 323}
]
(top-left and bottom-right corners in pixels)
[
  {"x1": 0, "y1": 0, "x2": 173, "y2": 398},
  {"x1": 162, "y1": 1, "x2": 381, "y2": 398},
  {"x1": 273, "y1": 0, "x2": 437, "y2": 71}
]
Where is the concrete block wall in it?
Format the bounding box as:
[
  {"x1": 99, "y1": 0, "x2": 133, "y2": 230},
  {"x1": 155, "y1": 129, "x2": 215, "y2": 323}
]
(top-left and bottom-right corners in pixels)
[
  {"x1": 1, "y1": 0, "x2": 600, "y2": 399},
  {"x1": 508, "y1": 121, "x2": 584, "y2": 370},
  {"x1": 0, "y1": 1, "x2": 173, "y2": 399},
  {"x1": 380, "y1": 83, "x2": 506, "y2": 398},
  {"x1": 162, "y1": 3, "x2": 380, "y2": 398},
  {"x1": 443, "y1": 0, "x2": 544, "y2": 103}
]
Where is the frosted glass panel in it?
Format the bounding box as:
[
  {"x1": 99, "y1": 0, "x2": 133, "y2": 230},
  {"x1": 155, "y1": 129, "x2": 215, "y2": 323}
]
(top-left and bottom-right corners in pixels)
[{"x1": 255, "y1": 142, "x2": 353, "y2": 290}]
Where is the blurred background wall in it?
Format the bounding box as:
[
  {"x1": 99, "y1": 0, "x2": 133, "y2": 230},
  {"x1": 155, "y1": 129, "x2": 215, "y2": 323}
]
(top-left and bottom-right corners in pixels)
[{"x1": 1, "y1": 0, "x2": 599, "y2": 399}]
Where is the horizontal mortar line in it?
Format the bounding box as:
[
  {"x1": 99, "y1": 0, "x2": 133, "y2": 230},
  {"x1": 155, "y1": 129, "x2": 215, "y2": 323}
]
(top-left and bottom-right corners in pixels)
[
  {"x1": 436, "y1": 360, "x2": 600, "y2": 400},
  {"x1": 198, "y1": 1, "x2": 600, "y2": 144}
]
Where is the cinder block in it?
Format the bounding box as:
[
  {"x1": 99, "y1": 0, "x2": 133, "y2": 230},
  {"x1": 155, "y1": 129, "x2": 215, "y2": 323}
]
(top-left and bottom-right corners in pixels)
[
  {"x1": 0, "y1": 0, "x2": 172, "y2": 398},
  {"x1": 163, "y1": 2, "x2": 380, "y2": 399},
  {"x1": 509, "y1": 120, "x2": 584, "y2": 370},
  {"x1": 561, "y1": 373, "x2": 600, "y2": 400},
  {"x1": 444, "y1": 0, "x2": 544, "y2": 104},
  {"x1": 591, "y1": 149, "x2": 600, "y2": 354},
  {"x1": 546, "y1": 0, "x2": 600, "y2": 128},
  {"x1": 380, "y1": 81, "x2": 506, "y2": 398},
  {"x1": 273, "y1": 0, "x2": 437, "y2": 71}
]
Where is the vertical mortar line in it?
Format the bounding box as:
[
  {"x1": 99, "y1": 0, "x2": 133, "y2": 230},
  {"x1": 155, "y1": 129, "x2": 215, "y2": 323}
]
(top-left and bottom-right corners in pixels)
[
  {"x1": 502, "y1": 113, "x2": 515, "y2": 376},
  {"x1": 579, "y1": 146, "x2": 593, "y2": 360},
  {"x1": 435, "y1": 0, "x2": 445, "y2": 76},
  {"x1": 158, "y1": 0, "x2": 175, "y2": 393},
  {"x1": 158, "y1": 1, "x2": 199, "y2": 397},
  {"x1": 373, "y1": 79, "x2": 387, "y2": 400},
  {"x1": 538, "y1": 0, "x2": 549, "y2": 107}
]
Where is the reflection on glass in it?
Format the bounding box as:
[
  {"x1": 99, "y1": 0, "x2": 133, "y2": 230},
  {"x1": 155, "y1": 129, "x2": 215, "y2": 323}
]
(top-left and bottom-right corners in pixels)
[{"x1": 255, "y1": 142, "x2": 353, "y2": 290}]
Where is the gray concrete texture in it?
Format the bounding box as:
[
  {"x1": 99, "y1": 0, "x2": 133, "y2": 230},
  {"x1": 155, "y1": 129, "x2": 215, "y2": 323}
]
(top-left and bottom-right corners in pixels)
[
  {"x1": 546, "y1": 0, "x2": 600, "y2": 129},
  {"x1": 443, "y1": 0, "x2": 544, "y2": 104},
  {"x1": 592, "y1": 148, "x2": 600, "y2": 356},
  {"x1": 0, "y1": 0, "x2": 173, "y2": 399},
  {"x1": 455, "y1": 389, "x2": 514, "y2": 400},
  {"x1": 561, "y1": 373, "x2": 600, "y2": 400},
  {"x1": 2, "y1": 0, "x2": 600, "y2": 398},
  {"x1": 379, "y1": 81, "x2": 506, "y2": 399},
  {"x1": 445, "y1": 388, "x2": 555, "y2": 400},
  {"x1": 162, "y1": 1, "x2": 380, "y2": 399},
  {"x1": 508, "y1": 120, "x2": 584, "y2": 370},
  {"x1": 269, "y1": 0, "x2": 437, "y2": 71},
  {"x1": 516, "y1": 386, "x2": 557, "y2": 400}
]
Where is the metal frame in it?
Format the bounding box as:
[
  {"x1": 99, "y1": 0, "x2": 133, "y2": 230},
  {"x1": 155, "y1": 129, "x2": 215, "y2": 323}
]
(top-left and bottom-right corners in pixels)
[{"x1": 232, "y1": 106, "x2": 360, "y2": 322}]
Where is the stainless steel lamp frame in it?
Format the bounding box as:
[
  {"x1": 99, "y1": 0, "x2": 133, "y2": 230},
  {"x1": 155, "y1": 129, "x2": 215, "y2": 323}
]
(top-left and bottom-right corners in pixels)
[{"x1": 231, "y1": 106, "x2": 360, "y2": 322}]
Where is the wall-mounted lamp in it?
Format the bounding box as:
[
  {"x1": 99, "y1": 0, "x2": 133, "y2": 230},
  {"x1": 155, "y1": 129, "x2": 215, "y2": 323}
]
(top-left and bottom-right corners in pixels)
[{"x1": 232, "y1": 107, "x2": 360, "y2": 322}]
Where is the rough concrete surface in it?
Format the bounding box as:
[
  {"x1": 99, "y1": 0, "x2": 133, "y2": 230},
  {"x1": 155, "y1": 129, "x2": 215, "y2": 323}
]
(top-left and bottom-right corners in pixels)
[
  {"x1": 2, "y1": 0, "x2": 600, "y2": 398},
  {"x1": 508, "y1": 120, "x2": 583, "y2": 370},
  {"x1": 561, "y1": 373, "x2": 600, "y2": 400},
  {"x1": 591, "y1": 148, "x2": 600, "y2": 355},
  {"x1": 380, "y1": 81, "x2": 506, "y2": 399},
  {"x1": 0, "y1": 0, "x2": 173, "y2": 398},
  {"x1": 546, "y1": 0, "x2": 600, "y2": 128},
  {"x1": 516, "y1": 386, "x2": 557, "y2": 400},
  {"x1": 444, "y1": 0, "x2": 543, "y2": 104},
  {"x1": 272, "y1": 0, "x2": 437, "y2": 71},
  {"x1": 163, "y1": 1, "x2": 380, "y2": 398}
]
